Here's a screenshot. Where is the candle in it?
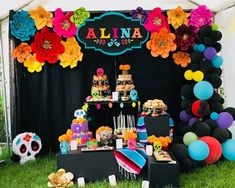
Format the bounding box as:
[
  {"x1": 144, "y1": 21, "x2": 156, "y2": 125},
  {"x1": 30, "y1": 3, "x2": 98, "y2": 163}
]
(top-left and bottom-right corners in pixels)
[
  {"x1": 146, "y1": 145, "x2": 153, "y2": 156},
  {"x1": 108, "y1": 175, "x2": 117, "y2": 186},
  {"x1": 77, "y1": 177, "x2": 85, "y2": 187},
  {"x1": 116, "y1": 139, "x2": 123, "y2": 149}
]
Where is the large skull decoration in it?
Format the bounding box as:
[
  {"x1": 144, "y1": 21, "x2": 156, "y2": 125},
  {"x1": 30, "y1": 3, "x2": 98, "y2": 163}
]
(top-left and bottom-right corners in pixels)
[
  {"x1": 74, "y1": 109, "x2": 86, "y2": 119},
  {"x1": 12, "y1": 132, "x2": 42, "y2": 164},
  {"x1": 130, "y1": 90, "x2": 138, "y2": 101}
]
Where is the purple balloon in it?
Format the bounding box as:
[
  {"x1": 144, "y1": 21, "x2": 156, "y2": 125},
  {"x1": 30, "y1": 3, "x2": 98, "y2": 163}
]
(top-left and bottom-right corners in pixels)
[
  {"x1": 216, "y1": 112, "x2": 234, "y2": 129},
  {"x1": 204, "y1": 47, "x2": 217, "y2": 60},
  {"x1": 189, "y1": 117, "x2": 198, "y2": 126},
  {"x1": 180, "y1": 110, "x2": 192, "y2": 122}
]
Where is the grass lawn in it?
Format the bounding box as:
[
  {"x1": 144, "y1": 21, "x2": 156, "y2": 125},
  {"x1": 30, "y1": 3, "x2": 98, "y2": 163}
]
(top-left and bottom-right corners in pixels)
[{"x1": 0, "y1": 147, "x2": 235, "y2": 188}]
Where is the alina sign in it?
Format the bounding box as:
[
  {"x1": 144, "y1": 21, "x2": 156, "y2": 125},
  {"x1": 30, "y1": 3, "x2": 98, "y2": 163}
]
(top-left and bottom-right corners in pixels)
[{"x1": 77, "y1": 12, "x2": 149, "y2": 56}]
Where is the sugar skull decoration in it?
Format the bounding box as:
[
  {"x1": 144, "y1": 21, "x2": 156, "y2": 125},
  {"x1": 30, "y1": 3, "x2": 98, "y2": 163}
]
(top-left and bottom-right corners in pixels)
[
  {"x1": 12, "y1": 132, "x2": 42, "y2": 164},
  {"x1": 128, "y1": 138, "x2": 137, "y2": 150},
  {"x1": 154, "y1": 141, "x2": 162, "y2": 152},
  {"x1": 96, "y1": 68, "x2": 104, "y2": 76},
  {"x1": 60, "y1": 141, "x2": 69, "y2": 154},
  {"x1": 74, "y1": 109, "x2": 86, "y2": 119},
  {"x1": 130, "y1": 89, "x2": 138, "y2": 101},
  {"x1": 92, "y1": 90, "x2": 99, "y2": 99}
]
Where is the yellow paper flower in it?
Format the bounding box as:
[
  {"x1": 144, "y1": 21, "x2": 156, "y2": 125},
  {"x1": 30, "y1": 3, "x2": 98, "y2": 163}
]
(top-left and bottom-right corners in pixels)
[
  {"x1": 59, "y1": 37, "x2": 83, "y2": 68},
  {"x1": 29, "y1": 6, "x2": 53, "y2": 30},
  {"x1": 167, "y1": 6, "x2": 189, "y2": 29},
  {"x1": 23, "y1": 54, "x2": 44, "y2": 73}
]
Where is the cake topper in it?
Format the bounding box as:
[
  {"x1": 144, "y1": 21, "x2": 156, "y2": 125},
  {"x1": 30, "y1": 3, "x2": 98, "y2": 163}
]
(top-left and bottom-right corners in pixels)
[
  {"x1": 130, "y1": 89, "x2": 138, "y2": 101},
  {"x1": 74, "y1": 109, "x2": 86, "y2": 119},
  {"x1": 96, "y1": 68, "x2": 104, "y2": 76}
]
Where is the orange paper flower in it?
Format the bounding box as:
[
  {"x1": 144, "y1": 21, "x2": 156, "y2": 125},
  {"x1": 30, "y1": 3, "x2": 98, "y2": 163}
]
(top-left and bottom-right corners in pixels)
[
  {"x1": 146, "y1": 29, "x2": 177, "y2": 58},
  {"x1": 172, "y1": 51, "x2": 191, "y2": 68},
  {"x1": 29, "y1": 6, "x2": 53, "y2": 30},
  {"x1": 124, "y1": 130, "x2": 137, "y2": 141},
  {"x1": 12, "y1": 43, "x2": 31, "y2": 63},
  {"x1": 167, "y1": 6, "x2": 189, "y2": 29},
  {"x1": 72, "y1": 118, "x2": 86, "y2": 124},
  {"x1": 58, "y1": 129, "x2": 73, "y2": 142},
  {"x1": 119, "y1": 64, "x2": 131, "y2": 71}
]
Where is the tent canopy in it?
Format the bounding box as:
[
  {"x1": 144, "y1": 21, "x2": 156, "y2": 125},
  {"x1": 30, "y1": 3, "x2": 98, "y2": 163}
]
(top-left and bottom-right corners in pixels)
[{"x1": 1, "y1": 0, "x2": 235, "y2": 20}]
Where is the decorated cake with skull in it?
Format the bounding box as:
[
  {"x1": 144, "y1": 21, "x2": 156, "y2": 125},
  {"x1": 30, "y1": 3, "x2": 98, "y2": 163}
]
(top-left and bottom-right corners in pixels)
[
  {"x1": 12, "y1": 132, "x2": 42, "y2": 164},
  {"x1": 71, "y1": 109, "x2": 92, "y2": 145},
  {"x1": 116, "y1": 64, "x2": 135, "y2": 101},
  {"x1": 90, "y1": 68, "x2": 111, "y2": 101}
]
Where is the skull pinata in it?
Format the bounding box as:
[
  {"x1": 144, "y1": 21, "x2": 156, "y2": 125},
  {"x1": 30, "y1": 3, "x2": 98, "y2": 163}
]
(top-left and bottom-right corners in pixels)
[{"x1": 12, "y1": 132, "x2": 42, "y2": 164}]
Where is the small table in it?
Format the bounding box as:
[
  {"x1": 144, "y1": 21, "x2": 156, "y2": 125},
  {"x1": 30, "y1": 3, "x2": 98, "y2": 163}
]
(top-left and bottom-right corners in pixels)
[{"x1": 147, "y1": 156, "x2": 179, "y2": 188}]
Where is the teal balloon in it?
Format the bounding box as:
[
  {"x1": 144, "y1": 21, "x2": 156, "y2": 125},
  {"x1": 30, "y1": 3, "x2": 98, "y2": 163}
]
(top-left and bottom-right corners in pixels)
[
  {"x1": 193, "y1": 81, "x2": 214, "y2": 100},
  {"x1": 188, "y1": 140, "x2": 209, "y2": 161},
  {"x1": 197, "y1": 44, "x2": 206, "y2": 52},
  {"x1": 183, "y1": 132, "x2": 198, "y2": 146},
  {"x1": 210, "y1": 112, "x2": 219, "y2": 120},
  {"x1": 193, "y1": 44, "x2": 199, "y2": 51},
  {"x1": 222, "y1": 139, "x2": 235, "y2": 161},
  {"x1": 212, "y1": 56, "x2": 223, "y2": 68}
]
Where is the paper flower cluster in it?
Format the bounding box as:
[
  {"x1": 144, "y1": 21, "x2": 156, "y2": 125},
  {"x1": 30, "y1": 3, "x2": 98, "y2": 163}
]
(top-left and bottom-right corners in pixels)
[
  {"x1": 11, "y1": 6, "x2": 87, "y2": 73},
  {"x1": 172, "y1": 51, "x2": 191, "y2": 68},
  {"x1": 167, "y1": 6, "x2": 189, "y2": 29}
]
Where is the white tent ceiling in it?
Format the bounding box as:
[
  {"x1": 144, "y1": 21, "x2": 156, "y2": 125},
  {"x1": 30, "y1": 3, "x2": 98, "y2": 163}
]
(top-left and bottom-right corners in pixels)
[{"x1": 0, "y1": 0, "x2": 235, "y2": 20}]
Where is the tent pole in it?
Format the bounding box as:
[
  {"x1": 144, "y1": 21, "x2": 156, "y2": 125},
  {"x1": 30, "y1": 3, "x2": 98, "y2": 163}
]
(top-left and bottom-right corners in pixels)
[{"x1": 0, "y1": 23, "x2": 11, "y2": 157}]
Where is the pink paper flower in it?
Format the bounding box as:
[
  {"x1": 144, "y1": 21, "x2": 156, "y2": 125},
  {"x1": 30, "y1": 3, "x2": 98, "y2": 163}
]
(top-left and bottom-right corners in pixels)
[
  {"x1": 188, "y1": 5, "x2": 213, "y2": 32},
  {"x1": 52, "y1": 8, "x2": 77, "y2": 38},
  {"x1": 144, "y1": 7, "x2": 170, "y2": 33}
]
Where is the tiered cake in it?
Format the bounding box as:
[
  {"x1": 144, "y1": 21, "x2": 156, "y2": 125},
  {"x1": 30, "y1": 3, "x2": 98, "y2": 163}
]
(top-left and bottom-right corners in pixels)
[
  {"x1": 91, "y1": 68, "x2": 111, "y2": 100},
  {"x1": 71, "y1": 117, "x2": 92, "y2": 145},
  {"x1": 116, "y1": 64, "x2": 135, "y2": 101}
]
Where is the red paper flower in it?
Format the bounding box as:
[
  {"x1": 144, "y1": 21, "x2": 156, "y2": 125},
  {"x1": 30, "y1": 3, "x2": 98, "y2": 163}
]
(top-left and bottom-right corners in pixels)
[
  {"x1": 175, "y1": 25, "x2": 197, "y2": 51},
  {"x1": 144, "y1": 7, "x2": 170, "y2": 33},
  {"x1": 31, "y1": 27, "x2": 65, "y2": 63}
]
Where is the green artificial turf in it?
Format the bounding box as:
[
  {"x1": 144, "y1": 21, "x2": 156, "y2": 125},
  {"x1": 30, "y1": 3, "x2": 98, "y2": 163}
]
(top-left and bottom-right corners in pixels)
[{"x1": 0, "y1": 146, "x2": 235, "y2": 188}]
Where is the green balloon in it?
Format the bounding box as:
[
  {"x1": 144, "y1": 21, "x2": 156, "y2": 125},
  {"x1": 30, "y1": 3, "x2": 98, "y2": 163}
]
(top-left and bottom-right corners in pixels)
[{"x1": 183, "y1": 132, "x2": 198, "y2": 146}]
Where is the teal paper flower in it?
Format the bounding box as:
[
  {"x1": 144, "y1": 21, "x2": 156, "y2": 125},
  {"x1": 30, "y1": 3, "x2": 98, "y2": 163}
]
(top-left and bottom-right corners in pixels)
[
  {"x1": 70, "y1": 7, "x2": 90, "y2": 27},
  {"x1": 10, "y1": 10, "x2": 36, "y2": 41}
]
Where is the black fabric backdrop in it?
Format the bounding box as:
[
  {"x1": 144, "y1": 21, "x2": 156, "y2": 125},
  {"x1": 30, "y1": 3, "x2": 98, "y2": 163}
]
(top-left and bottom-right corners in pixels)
[{"x1": 11, "y1": 12, "x2": 187, "y2": 152}]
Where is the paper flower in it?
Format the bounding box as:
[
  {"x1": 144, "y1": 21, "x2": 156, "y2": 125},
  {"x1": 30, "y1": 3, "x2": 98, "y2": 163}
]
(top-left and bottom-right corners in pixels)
[
  {"x1": 12, "y1": 43, "x2": 31, "y2": 63},
  {"x1": 23, "y1": 54, "x2": 44, "y2": 73},
  {"x1": 146, "y1": 28, "x2": 176, "y2": 58},
  {"x1": 124, "y1": 131, "x2": 137, "y2": 141},
  {"x1": 31, "y1": 27, "x2": 65, "y2": 64},
  {"x1": 47, "y1": 169, "x2": 74, "y2": 188},
  {"x1": 167, "y1": 6, "x2": 189, "y2": 29},
  {"x1": 59, "y1": 37, "x2": 83, "y2": 68},
  {"x1": 119, "y1": 64, "x2": 131, "y2": 71},
  {"x1": 29, "y1": 6, "x2": 53, "y2": 30},
  {"x1": 188, "y1": 5, "x2": 213, "y2": 32},
  {"x1": 144, "y1": 7, "x2": 170, "y2": 33},
  {"x1": 130, "y1": 7, "x2": 149, "y2": 24},
  {"x1": 70, "y1": 7, "x2": 90, "y2": 27},
  {"x1": 175, "y1": 25, "x2": 197, "y2": 51},
  {"x1": 10, "y1": 10, "x2": 36, "y2": 41},
  {"x1": 58, "y1": 129, "x2": 73, "y2": 142},
  {"x1": 52, "y1": 8, "x2": 77, "y2": 38},
  {"x1": 172, "y1": 51, "x2": 191, "y2": 68},
  {"x1": 96, "y1": 126, "x2": 113, "y2": 135}
]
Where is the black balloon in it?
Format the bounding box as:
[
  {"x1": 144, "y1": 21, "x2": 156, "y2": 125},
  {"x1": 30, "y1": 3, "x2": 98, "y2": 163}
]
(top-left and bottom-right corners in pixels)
[
  {"x1": 172, "y1": 135, "x2": 183, "y2": 144},
  {"x1": 180, "y1": 125, "x2": 193, "y2": 135},
  {"x1": 227, "y1": 129, "x2": 233, "y2": 139},
  {"x1": 191, "y1": 52, "x2": 204, "y2": 63},
  {"x1": 210, "y1": 102, "x2": 224, "y2": 113},
  {"x1": 181, "y1": 85, "x2": 194, "y2": 99},
  {"x1": 170, "y1": 144, "x2": 189, "y2": 162},
  {"x1": 213, "y1": 42, "x2": 222, "y2": 52},
  {"x1": 212, "y1": 128, "x2": 229, "y2": 143},
  {"x1": 181, "y1": 158, "x2": 194, "y2": 171},
  {"x1": 200, "y1": 60, "x2": 213, "y2": 72},
  {"x1": 198, "y1": 25, "x2": 212, "y2": 36},
  {"x1": 211, "y1": 68, "x2": 222, "y2": 76},
  {"x1": 203, "y1": 37, "x2": 213, "y2": 46},
  {"x1": 211, "y1": 30, "x2": 222, "y2": 41},
  {"x1": 205, "y1": 119, "x2": 218, "y2": 133},
  {"x1": 209, "y1": 91, "x2": 224, "y2": 104},
  {"x1": 189, "y1": 63, "x2": 200, "y2": 71},
  {"x1": 181, "y1": 99, "x2": 192, "y2": 110},
  {"x1": 223, "y1": 107, "x2": 235, "y2": 120},
  {"x1": 193, "y1": 121, "x2": 211, "y2": 137}
]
